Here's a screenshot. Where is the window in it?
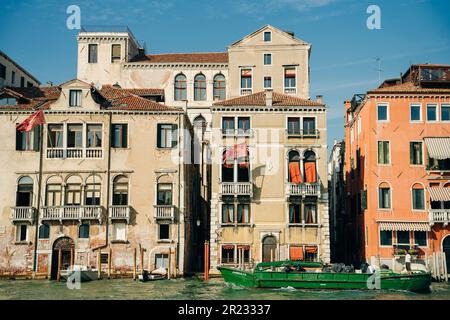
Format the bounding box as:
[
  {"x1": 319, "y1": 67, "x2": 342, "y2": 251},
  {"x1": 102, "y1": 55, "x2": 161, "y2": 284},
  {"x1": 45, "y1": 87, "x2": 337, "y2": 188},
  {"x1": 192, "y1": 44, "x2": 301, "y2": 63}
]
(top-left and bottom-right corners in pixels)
[
  {"x1": 194, "y1": 74, "x2": 206, "y2": 101},
  {"x1": 238, "y1": 245, "x2": 250, "y2": 263},
  {"x1": 67, "y1": 124, "x2": 83, "y2": 148},
  {"x1": 412, "y1": 186, "x2": 425, "y2": 210},
  {"x1": 174, "y1": 74, "x2": 187, "y2": 101},
  {"x1": 46, "y1": 183, "x2": 62, "y2": 207},
  {"x1": 410, "y1": 142, "x2": 423, "y2": 165},
  {"x1": 303, "y1": 118, "x2": 316, "y2": 135},
  {"x1": 377, "y1": 104, "x2": 388, "y2": 121},
  {"x1": 288, "y1": 150, "x2": 301, "y2": 183},
  {"x1": 47, "y1": 124, "x2": 63, "y2": 148},
  {"x1": 303, "y1": 151, "x2": 317, "y2": 183},
  {"x1": 112, "y1": 222, "x2": 126, "y2": 241},
  {"x1": 38, "y1": 224, "x2": 50, "y2": 239},
  {"x1": 240, "y1": 69, "x2": 252, "y2": 90},
  {"x1": 85, "y1": 183, "x2": 100, "y2": 205},
  {"x1": 155, "y1": 254, "x2": 169, "y2": 269},
  {"x1": 263, "y1": 53, "x2": 272, "y2": 65},
  {"x1": 79, "y1": 223, "x2": 90, "y2": 239},
  {"x1": 16, "y1": 177, "x2": 33, "y2": 207},
  {"x1": 88, "y1": 44, "x2": 98, "y2": 63},
  {"x1": 289, "y1": 204, "x2": 301, "y2": 224},
  {"x1": 410, "y1": 104, "x2": 421, "y2": 121},
  {"x1": 414, "y1": 231, "x2": 427, "y2": 247},
  {"x1": 159, "y1": 224, "x2": 170, "y2": 240},
  {"x1": 27, "y1": 81, "x2": 33, "y2": 88},
  {"x1": 287, "y1": 117, "x2": 301, "y2": 135},
  {"x1": 396, "y1": 231, "x2": 410, "y2": 249},
  {"x1": 16, "y1": 224, "x2": 27, "y2": 242},
  {"x1": 264, "y1": 76, "x2": 272, "y2": 89},
  {"x1": 304, "y1": 246, "x2": 318, "y2": 262},
  {"x1": 157, "y1": 183, "x2": 172, "y2": 205},
  {"x1": 284, "y1": 67, "x2": 296, "y2": 92},
  {"x1": 20, "y1": 77, "x2": 25, "y2": 87},
  {"x1": 221, "y1": 245, "x2": 235, "y2": 264},
  {"x1": 213, "y1": 74, "x2": 226, "y2": 100},
  {"x1": 304, "y1": 203, "x2": 317, "y2": 224},
  {"x1": 69, "y1": 90, "x2": 82, "y2": 107},
  {"x1": 11, "y1": 71, "x2": 15, "y2": 84},
  {"x1": 65, "y1": 183, "x2": 82, "y2": 206},
  {"x1": 380, "y1": 230, "x2": 392, "y2": 246},
  {"x1": 86, "y1": 124, "x2": 102, "y2": 148},
  {"x1": 237, "y1": 117, "x2": 250, "y2": 134},
  {"x1": 111, "y1": 124, "x2": 128, "y2": 148},
  {"x1": 157, "y1": 124, "x2": 177, "y2": 148},
  {"x1": 0, "y1": 63, "x2": 6, "y2": 79},
  {"x1": 378, "y1": 185, "x2": 391, "y2": 209},
  {"x1": 112, "y1": 176, "x2": 128, "y2": 206},
  {"x1": 264, "y1": 31, "x2": 271, "y2": 42},
  {"x1": 427, "y1": 104, "x2": 437, "y2": 121},
  {"x1": 237, "y1": 204, "x2": 250, "y2": 224},
  {"x1": 111, "y1": 44, "x2": 121, "y2": 62},
  {"x1": 222, "y1": 117, "x2": 235, "y2": 134},
  {"x1": 221, "y1": 203, "x2": 234, "y2": 224},
  {"x1": 377, "y1": 141, "x2": 390, "y2": 165},
  {"x1": 442, "y1": 105, "x2": 450, "y2": 121},
  {"x1": 16, "y1": 126, "x2": 40, "y2": 151}
]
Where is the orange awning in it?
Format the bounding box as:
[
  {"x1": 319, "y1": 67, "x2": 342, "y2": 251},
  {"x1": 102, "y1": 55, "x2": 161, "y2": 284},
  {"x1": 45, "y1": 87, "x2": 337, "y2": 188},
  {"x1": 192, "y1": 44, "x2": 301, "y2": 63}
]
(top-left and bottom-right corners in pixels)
[
  {"x1": 305, "y1": 246, "x2": 318, "y2": 254},
  {"x1": 290, "y1": 246, "x2": 304, "y2": 261},
  {"x1": 304, "y1": 162, "x2": 316, "y2": 183},
  {"x1": 289, "y1": 162, "x2": 302, "y2": 184}
]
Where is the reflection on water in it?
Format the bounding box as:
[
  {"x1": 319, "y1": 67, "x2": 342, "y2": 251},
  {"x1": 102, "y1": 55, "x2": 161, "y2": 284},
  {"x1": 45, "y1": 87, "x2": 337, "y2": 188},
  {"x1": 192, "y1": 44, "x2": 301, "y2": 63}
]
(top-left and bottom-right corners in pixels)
[{"x1": 0, "y1": 278, "x2": 449, "y2": 300}]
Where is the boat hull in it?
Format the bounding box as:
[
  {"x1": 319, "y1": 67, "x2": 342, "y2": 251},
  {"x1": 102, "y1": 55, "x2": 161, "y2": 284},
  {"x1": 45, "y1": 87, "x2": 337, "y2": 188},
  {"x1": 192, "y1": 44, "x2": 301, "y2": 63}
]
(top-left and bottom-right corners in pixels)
[{"x1": 218, "y1": 267, "x2": 431, "y2": 293}]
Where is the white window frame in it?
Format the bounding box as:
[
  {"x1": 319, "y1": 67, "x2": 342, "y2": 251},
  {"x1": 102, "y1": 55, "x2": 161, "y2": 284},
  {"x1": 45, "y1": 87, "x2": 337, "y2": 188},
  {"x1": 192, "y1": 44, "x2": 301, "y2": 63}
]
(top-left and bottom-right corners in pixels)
[
  {"x1": 16, "y1": 223, "x2": 28, "y2": 242},
  {"x1": 263, "y1": 31, "x2": 272, "y2": 42},
  {"x1": 409, "y1": 103, "x2": 422, "y2": 123},
  {"x1": 413, "y1": 231, "x2": 428, "y2": 248},
  {"x1": 377, "y1": 140, "x2": 391, "y2": 165},
  {"x1": 377, "y1": 103, "x2": 389, "y2": 122},
  {"x1": 411, "y1": 184, "x2": 426, "y2": 212},
  {"x1": 263, "y1": 53, "x2": 272, "y2": 66},
  {"x1": 283, "y1": 66, "x2": 297, "y2": 94},
  {"x1": 158, "y1": 223, "x2": 170, "y2": 241},
  {"x1": 263, "y1": 76, "x2": 272, "y2": 89},
  {"x1": 426, "y1": 104, "x2": 439, "y2": 122},
  {"x1": 377, "y1": 183, "x2": 392, "y2": 210},
  {"x1": 379, "y1": 228, "x2": 393, "y2": 247},
  {"x1": 69, "y1": 89, "x2": 82, "y2": 107},
  {"x1": 409, "y1": 140, "x2": 424, "y2": 166},
  {"x1": 441, "y1": 104, "x2": 450, "y2": 122}
]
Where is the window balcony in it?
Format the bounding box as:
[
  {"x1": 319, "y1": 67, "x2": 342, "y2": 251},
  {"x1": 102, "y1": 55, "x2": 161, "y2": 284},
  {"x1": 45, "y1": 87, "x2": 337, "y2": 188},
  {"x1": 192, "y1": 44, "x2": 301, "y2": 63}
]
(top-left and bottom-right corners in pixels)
[
  {"x1": 286, "y1": 183, "x2": 320, "y2": 197},
  {"x1": 286, "y1": 129, "x2": 320, "y2": 139},
  {"x1": 220, "y1": 182, "x2": 253, "y2": 196},
  {"x1": 284, "y1": 88, "x2": 296, "y2": 95},
  {"x1": 109, "y1": 205, "x2": 131, "y2": 224},
  {"x1": 222, "y1": 128, "x2": 253, "y2": 138},
  {"x1": 41, "y1": 206, "x2": 103, "y2": 223},
  {"x1": 429, "y1": 209, "x2": 450, "y2": 226},
  {"x1": 11, "y1": 207, "x2": 36, "y2": 224},
  {"x1": 240, "y1": 89, "x2": 252, "y2": 96},
  {"x1": 154, "y1": 205, "x2": 175, "y2": 221},
  {"x1": 46, "y1": 148, "x2": 103, "y2": 159}
]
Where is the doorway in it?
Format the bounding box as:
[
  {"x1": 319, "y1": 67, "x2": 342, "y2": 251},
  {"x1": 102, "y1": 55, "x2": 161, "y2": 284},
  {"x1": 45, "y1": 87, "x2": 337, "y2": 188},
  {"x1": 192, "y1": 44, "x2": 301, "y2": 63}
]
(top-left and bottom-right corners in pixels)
[
  {"x1": 443, "y1": 235, "x2": 450, "y2": 272},
  {"x1": 51, "y1": 237, "x2": 74, "y2": 280},
  {"x1": 262, "y1": 235, "x2": 277, "y2": 262}
]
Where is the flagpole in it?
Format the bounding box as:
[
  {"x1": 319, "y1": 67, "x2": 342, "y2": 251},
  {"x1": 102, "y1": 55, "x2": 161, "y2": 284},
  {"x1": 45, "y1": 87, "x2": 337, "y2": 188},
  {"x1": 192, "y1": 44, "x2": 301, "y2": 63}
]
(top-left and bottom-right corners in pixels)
[{"x1": 32, "y1": 117, "x2": 44, "y2": 276}]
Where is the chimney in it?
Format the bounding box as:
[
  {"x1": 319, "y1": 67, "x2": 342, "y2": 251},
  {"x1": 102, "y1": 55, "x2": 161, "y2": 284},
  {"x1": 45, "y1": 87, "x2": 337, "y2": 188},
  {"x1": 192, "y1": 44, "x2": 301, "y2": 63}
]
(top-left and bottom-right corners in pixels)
[
  {"x1": 316, "y1": 95, "x2": 323, "y2": 104},
  {"x1": 265, "y1": 90, "x2": 273, "y2": 107},
  {"x1": 112, "y1": 82, "x2": 121, "y2": 89}
]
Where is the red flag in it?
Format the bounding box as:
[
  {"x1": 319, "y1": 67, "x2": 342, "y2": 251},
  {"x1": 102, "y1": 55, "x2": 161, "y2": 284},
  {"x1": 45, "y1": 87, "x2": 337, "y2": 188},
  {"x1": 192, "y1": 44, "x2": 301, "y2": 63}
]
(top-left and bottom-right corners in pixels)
[
  {"x1": 222, "y1": 147, "x2": 235, "y2": 168},
  {"x1": 16, "y1": 110, "x2": 45, "y2": 132}
]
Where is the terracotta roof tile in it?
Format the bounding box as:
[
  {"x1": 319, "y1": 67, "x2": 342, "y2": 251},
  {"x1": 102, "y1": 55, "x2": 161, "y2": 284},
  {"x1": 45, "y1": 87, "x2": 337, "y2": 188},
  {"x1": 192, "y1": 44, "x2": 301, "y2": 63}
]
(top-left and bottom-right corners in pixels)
[
  {"x1": 369, "y1": 81, "x2": 450, "y2": 94},
  {"x1": 213, "y1": 91, "x2": 324, "y2": 107},
  {"x1": 130, "y1": 52, "x2": 229, "y2": 63},
  {"x1": 100, "y1": 85, "x2": 164, "y2": 98}
]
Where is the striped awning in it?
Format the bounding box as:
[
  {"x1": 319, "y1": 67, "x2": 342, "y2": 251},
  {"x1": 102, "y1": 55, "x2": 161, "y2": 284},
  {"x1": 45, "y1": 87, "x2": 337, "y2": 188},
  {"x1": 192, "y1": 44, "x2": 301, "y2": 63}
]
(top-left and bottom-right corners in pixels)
[
  {"x1": 378, "y1": 221, "x2": 430, "y2": 231},
  {"x1": 428, "y1": 187, "x2": 450, "y2": 201},
  {"x1": 424, "y1": 138, "x2": 450, "y2": 160}
]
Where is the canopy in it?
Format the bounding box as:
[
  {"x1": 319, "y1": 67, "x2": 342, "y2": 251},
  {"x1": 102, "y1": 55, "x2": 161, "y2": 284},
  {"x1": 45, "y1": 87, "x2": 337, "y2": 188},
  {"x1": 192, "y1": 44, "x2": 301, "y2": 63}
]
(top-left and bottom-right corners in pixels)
[
  {"x1": 424, "y1": 137, "x2": 450, "y2": 160},
  {"x1": 378, "y1": 221, "x2": 430, "y2": 232},
  {"x1": 428, "y1": 187, "x2": 450, "y2": 202}
]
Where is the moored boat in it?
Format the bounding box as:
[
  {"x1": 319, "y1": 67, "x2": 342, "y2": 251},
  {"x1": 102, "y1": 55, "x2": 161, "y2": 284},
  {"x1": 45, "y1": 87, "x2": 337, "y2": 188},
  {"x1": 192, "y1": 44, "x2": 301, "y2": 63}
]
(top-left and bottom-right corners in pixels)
[
  {"x1": 218, "y1": 260, "x2": 432, "y2": 293},
  {"x1": 60, "y1": 265, "x2": 98, "y2": 282}
]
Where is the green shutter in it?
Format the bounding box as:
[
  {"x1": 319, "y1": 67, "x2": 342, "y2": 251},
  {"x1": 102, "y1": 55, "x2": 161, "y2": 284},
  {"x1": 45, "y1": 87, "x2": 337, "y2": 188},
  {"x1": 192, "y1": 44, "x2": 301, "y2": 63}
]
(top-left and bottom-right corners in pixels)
[
  {"x1": 157, "y1": 124, "x2": 162, "y2": 148},
  {"x1": 409, "y1": 142, "x2": 414, "y2": 164},
  {"x1": 122, "y1": 124, "x2": 128, "y2": 148},
  {"x1": 172, "y1": 124, "x2": 178, "y2": 148},
  {"x1": 16, "y1": 128, "x2": 23, "y2": 151},
  {"x1": 33, "y1": 126, "x2": 41, "y2": 151},
  {"x1": 361, "y1": 190, "x2": 367, "y2": 210}
]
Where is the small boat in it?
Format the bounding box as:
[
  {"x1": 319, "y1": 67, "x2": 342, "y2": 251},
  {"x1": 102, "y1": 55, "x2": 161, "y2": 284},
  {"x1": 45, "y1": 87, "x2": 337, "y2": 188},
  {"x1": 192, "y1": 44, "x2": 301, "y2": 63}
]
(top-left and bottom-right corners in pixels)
[
  {"x1": 138, "y1": 269, "x2": 167, "y2": 282},
  {"x1": 217, "y1": 260, "x2": 432, "y2": 293},
  {"x1": 60, "y1": 265, "x2": 98, "y2": 282}
]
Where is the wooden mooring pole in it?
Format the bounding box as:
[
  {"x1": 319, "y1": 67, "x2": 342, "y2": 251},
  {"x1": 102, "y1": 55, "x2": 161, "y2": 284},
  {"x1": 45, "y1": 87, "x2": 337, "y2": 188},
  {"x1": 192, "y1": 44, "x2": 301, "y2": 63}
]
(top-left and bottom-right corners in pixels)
[
  {"x1": 133, "y1": 247, "x2": 137, "y2": 281},
  {"x1": 57, "y1": 249, "x2": 62, "y2": 282},
  {"x1": 108, "y1": 247, "x2": 112, "y2": 279},
  {"x1": 97, "y1": 249, "x2": 101, "y2": 280},
  {"x1": 70, "y1": 247, "x2": 74, "y2": 269},
  {"x1": 204, "y1": 241, "x2": 209, "y2": 281},
  {"x1": 140, "y1": 247, "x2": 144, "y2": 275}
]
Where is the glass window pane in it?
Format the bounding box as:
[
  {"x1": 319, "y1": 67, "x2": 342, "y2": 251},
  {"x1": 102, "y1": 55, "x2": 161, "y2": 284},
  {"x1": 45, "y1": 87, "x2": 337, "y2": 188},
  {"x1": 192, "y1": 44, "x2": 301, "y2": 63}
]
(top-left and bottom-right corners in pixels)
[
  {"x1": 380, "y1": 230, "x2": 392, "y2": 246},
  {"x1": 427, "y1": 105, "x2": 437, "y2": 121},
  {"x1": 414, "y1": 231, "x2": 427, "y2": 247},
  {"x1": 442, "y1": 105, "x2": 450, "y2": 121},
  {"x1": 378, "y1": 105, "x2": 388, "y2": 121},
  {"x1": 410, "y1": 105, "x2": 421, "y2": 121}
]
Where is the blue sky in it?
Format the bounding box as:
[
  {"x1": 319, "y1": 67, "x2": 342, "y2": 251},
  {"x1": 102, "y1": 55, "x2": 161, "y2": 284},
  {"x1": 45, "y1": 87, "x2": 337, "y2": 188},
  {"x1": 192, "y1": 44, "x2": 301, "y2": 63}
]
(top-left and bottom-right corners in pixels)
[{"x1": 1, "y1": 0, "x2": 449, "y2": 149}]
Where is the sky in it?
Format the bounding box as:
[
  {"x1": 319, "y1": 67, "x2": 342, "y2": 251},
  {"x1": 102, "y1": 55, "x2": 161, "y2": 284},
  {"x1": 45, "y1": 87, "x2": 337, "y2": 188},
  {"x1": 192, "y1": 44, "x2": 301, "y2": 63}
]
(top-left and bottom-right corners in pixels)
[{"x1": 1, "y1": 0, "x2": 449, "y2": 151}]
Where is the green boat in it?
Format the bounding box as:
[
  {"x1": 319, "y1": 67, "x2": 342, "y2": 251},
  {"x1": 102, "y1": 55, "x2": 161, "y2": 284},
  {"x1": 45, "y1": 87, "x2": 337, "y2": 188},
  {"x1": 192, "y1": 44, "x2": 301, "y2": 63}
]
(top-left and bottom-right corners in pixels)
[{"x1": 218, "y1": 260, "x2": 432, "y2": 293}]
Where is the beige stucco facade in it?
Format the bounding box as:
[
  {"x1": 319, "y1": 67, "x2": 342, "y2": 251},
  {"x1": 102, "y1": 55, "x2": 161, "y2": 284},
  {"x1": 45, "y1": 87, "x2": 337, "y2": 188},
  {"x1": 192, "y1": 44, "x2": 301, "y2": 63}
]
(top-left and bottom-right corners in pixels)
[{"x1": 0, "y1": 50, "x2": 40, "y2": 89}]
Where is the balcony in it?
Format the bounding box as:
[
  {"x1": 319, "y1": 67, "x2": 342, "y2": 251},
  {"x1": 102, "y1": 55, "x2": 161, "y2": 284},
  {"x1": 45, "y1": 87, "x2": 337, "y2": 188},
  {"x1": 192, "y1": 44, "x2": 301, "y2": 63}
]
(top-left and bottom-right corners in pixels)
[
  {"x1": 46, "y1": 148, "x2": 103, "y2": 159},
  {"x1": 220, "y1": 182, "x2": 253, "y2": 196},
  {"x1": 286, "y1": 129, "x2": 320, "y2": 139},
  {"x1": 286, "y1": 183, "x2": 320, "y2": 197},
  {"x1": 41, "y1": 206, "x2": 103, "y2": 223},
  {"x1": 109, "y1": 205, "x2": 131, "y2": 224},
  {"x1": 284, "y1": 88, "x2": 297, "y2": 95},
  {"x1": 11, "y1": 207, "x2": 36, "y2": 223},
  {"x1": 154, "y1": 205, "x2": 175, "y2": 221},
  {"x1": 222, "y1": 128, "x2": 253, "y2": 138},
  {"x1": 429, "y1": 210, "x2": 450, "y2": 226},
  {"x1": 240, "y1": 89, "x2": 252, "y2": 96}
]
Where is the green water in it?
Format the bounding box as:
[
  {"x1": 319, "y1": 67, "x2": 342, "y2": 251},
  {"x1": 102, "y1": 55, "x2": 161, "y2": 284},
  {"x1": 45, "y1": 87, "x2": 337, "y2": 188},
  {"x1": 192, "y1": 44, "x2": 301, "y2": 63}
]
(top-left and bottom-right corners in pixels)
[{"x1": 0, "y1": 278, "x2": 449, "y2": 300}]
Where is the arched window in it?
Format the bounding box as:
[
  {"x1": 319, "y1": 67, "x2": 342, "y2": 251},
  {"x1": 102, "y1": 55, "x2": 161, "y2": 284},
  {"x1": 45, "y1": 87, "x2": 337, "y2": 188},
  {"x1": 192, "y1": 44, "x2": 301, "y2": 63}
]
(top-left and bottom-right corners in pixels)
[
  {"x1": 194, "y1": 74, "x2": 206, "y2": 101},
  {"x1": 157, "y1": 183, "x2": 173, "y2": 205},
  {"x1": 38, "y1": 223, "x2": 50, "y2": 239},
  {"x1": 16, "y1": 176, "x2": 33, "y2": 207},
  {"x1": 213, "y1": 74, "x2": 226, "y2": 100},
  {"x1": 412, "y1": 183, "x2": 425, "y2": 210},
  {"x1": 85, "y1": 175, "x2": 101, "y2": 206},
  {"x1": 222, "y1": 149, "x2": 234, "y2": 182},
  {"x1": 378, "y1": 182, "x2": 391, "y2": 209},
  {"x1": 113, "y1": 175, "x2": 128, "y2": 206},
  {"x1": 46, "y1": 176, "x2": 62, "y2": 207},
  {"x1": 174, "y1": 74, "x2": 187, "y2": 101},
  {"x1": 79, "y1": 223, "x2": 90, "y2": 239},
  {"x1": 303, "y1": 150, "x2": 317, "y2": 183},
  {"x1": 193, "y1": 115, "x2": 206, "y2": 129},
  {"x1": 288, "y1": 151, "x2": 301, "y2": 183},
  {"x1": 65, "y1": 176, "x2": 82, "y2": 206}
]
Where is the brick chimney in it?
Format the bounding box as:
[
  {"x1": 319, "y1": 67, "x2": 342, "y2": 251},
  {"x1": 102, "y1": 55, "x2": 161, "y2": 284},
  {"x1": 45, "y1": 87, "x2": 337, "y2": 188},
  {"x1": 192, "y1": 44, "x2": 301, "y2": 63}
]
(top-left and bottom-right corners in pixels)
[
  {"x1": 316, "y1": 95, "x2": 323, "y2": 104},
  {"x1": 265, "y1": 90, "x2": 273, "y2": 107}
]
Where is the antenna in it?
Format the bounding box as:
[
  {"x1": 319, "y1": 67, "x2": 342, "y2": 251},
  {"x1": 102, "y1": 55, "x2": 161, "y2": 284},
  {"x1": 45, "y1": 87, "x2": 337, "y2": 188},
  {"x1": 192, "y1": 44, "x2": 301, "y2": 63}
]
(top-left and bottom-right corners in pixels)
[{"x1": 375, "y1": 57, "x2": 382, "y2": 81}]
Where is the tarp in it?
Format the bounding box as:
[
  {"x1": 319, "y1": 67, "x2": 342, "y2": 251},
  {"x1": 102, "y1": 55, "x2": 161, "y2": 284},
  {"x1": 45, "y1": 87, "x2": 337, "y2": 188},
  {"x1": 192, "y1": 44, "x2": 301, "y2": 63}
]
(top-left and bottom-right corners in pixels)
[
  {"x1": 289, "y1": 162, "x2": 302, "y2": 183},
  {"x1": 428, "y1": 187, "x2": 450, "y2": 201},
  {"x1": 378, "y1": 221, "x2": 430, "y2": 231},
  {"x1": 424, "y1": 137, "x2": 450, "y2": 160}
]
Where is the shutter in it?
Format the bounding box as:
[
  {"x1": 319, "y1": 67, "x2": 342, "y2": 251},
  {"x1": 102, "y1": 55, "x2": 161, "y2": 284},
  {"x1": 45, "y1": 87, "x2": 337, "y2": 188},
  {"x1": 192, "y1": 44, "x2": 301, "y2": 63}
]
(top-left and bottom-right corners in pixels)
[
  {"x1": 157, "y1": 124, "x2": 162, "y2": 148},
  {"x1": 16, "y1": 128, "x2": 23, "y2": 151},
  {"x1": 33, "y1": 126, "x2": 41, "y2": 151},
  {"x1": 122, "y1": 124, "x2": 128, "y2": 148},
  {"x1": 172, "y1": 124, "x2": 178, "y2": 148},
  {"x1": 361, "y1": 190, "x2": 367, "y2": 210}
]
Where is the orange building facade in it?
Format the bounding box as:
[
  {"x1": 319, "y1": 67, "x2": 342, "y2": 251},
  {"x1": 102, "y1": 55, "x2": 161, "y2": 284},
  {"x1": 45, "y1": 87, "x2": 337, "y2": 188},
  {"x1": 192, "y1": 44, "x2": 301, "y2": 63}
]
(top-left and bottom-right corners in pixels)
[{"x1": 344, "y1": 64, "x2": 450, "y2": 273}]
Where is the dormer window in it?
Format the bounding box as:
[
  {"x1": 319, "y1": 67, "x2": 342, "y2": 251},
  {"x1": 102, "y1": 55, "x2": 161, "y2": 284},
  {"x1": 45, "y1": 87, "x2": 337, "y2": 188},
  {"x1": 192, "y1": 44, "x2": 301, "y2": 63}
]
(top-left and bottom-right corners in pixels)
[
  {"x1": 111, "y1": 44, "x2": 121, "y2": 63},
  {"x1": 69, "y1": 90, "x2": 82, "y2": 107},
  {"x1": 264, "y1": 31, "x2": 271, "y2": 42}
]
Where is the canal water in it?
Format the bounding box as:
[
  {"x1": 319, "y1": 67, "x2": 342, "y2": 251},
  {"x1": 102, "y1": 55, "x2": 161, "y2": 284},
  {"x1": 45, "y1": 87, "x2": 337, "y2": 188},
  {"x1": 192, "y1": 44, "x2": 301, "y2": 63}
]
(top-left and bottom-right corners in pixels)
[{"x1": 0, "y1": 278, "x2": 449, "y2": 300}]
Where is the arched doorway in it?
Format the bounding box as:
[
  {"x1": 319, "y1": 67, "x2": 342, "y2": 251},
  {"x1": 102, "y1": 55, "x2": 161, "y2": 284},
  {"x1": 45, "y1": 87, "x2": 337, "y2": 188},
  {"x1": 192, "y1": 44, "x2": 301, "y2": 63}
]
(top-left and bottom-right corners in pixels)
[
  {"x1": 443, "y1": 235, "x2": 450, "y2": 272},
  {"x1": 262, "y1": 235, "x2": 277, "y2": 262},
  {"x1": 51, "y1": 236, "x2": 75, "y2": 280}
]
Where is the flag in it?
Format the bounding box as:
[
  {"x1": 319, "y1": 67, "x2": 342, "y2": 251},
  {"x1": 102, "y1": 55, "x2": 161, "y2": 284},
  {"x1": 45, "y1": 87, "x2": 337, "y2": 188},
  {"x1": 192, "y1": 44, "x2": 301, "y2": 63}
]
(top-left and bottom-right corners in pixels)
[
  {"x1": 236, "y1": 142, "x2": 249, "y2": 168},
  {"x1": 222, "y1": 147, "x2": 235, "y2": 168},
  {"x1": 16, "y1": 110, "x2": 45, "y2": 132}
]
